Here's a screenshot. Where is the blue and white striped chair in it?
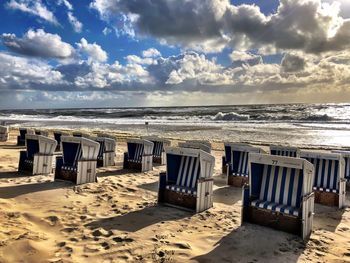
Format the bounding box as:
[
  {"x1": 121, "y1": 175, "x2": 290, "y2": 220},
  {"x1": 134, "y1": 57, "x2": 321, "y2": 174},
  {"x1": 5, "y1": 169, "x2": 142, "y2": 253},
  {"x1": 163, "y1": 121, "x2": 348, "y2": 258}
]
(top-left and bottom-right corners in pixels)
[
  {"x1": 53, "y1": 131, "x2": 69, "y2": 151},
  {"x1": 158, "y1": 147, "x2": 215, "y2": 212},
  {"x1": 35, "y1": 129, "x2": 49, "y2": 137},
  {"x1": 17, "y1": 128, "x2": 34, "y2": 146},
  {"x1": 123, "y1": 139, "x2": 154, "y2": 172},
  {"x1": 0, "y1": 125, "x2": 9, "y2": 142},
  {"x1": 332, "y1": 150, "x2": 350, "y2": 189},
  {"x1": 178, "y1": 140, "x2": 211, "y2": 154},
  {"x1": 242, "y1": 153, "x2": 314, "y2": 240},
  {"x1": 222, "y1": 142, "x2": 251, "y2": 174},
  {"x1": 270, "y1": 145, "x2": 300, "y2": 158},
  {"x1": 55, "y1": 136, "x2": 100, "y2": 184},
  {"x1": 142, "y1": 136, "x2": 171, "y2": 165},
  {"x1": 18, "y1": 134, "x2": 57, "y2": 175},
  {"x1": 300, "y1": 151, "x2": 346, "y2": 208},
  {"x1": 96, "y1": 137, "x2": 116, "y2": 167},
  {"x1": 224, "y1": 143, "x2": 265, "y2": 187}
]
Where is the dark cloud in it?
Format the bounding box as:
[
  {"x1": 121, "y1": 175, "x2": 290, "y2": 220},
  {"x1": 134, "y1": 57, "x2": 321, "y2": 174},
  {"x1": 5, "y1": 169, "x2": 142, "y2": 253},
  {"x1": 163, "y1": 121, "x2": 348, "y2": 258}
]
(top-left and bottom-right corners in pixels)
[{"x1": 281, "y1": 53, "x2": 305, "y2": 72}]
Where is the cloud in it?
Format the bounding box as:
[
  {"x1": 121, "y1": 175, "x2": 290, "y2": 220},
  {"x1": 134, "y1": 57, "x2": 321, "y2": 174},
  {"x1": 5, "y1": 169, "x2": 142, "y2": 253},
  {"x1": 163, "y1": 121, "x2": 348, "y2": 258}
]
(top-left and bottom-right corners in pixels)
[
  {"x1": 1, "y1": 29, "x2": 74, "y2": 59},
  {"x1": 6, "y1": 0, "x2": 59, "y2": 25},
  {"x1": 102, "y1": 27, "x2": 112, "y2": 35},
  {"x1": 142, "y1": 48, "x2": 161, "y2": 58},
  {"x1": 76, "y1": 38, "x2": 108, "y2": 62},
  {"x1": 57, "y1": 0, "x2": 73, "y2": 10},
  {"x1": 68, "y1": 12, "x2": 83, "y2": 33},
  {"x1": 281, "y1": 53, "x2": 306, "y2": 73},
  {"x1": 90, "y1": 0, "x2": 350, "y2": 54}
]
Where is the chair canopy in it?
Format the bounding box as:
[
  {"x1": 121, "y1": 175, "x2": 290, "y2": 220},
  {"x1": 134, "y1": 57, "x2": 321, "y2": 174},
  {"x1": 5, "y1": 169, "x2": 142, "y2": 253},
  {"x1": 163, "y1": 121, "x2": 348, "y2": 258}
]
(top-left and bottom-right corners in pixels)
[
  {"x1": 225, "y1": 143, "x2": 263, "y2": 177},
  {"x1": 332, "y1": 150, "x2": 350, "y2": 182},
  {"x1": 178, "y1": 141, "x2": 211, "y2": 154},
  {"x1": 270, "y1": 145, "x2": 300, "y2": 158},
  {"x1": 249, "y1": 153, "x2": 313, "y2": 217},
  {"x1": 300, "y1": 151, "x2": 344, "y2": 193},
  {"x1": 165, "y1": 147, "x2": 215, "y2": 194},
  {"x1": 25, "y1": 134, "x2": 57, "y2": 159},
  {"x1": 127, "y1": 139, "x2": 153, "y2": 162},
  {"x1": 142, "y1": 136, "x2": 171, "y2": 157},
  {"x1": 61, "y1": 136, "x2": 100, "y2": 166}
]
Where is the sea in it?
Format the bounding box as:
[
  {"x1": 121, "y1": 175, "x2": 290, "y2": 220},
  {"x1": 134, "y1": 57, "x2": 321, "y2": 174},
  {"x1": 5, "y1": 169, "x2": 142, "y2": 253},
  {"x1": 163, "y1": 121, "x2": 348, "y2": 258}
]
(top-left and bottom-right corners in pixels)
[{"x1": 1, "y1": 103, "x2": 350, "y2": 149}]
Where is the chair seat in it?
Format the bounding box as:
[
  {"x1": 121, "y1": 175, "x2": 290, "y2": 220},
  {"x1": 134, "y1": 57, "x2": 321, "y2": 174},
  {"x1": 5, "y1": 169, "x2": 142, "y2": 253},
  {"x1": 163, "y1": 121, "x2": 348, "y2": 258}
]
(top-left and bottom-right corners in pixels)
[
  {"x1": 166, "y1": 185, "x2": 197, "y2": 195},
  {"x1": 313, "y1": 186, "x2": 338, "y2": 194},
  {"x1": 251, "y1": 200, "x2": 300, "y2": 217},
  {"x1": 62, "y1": 165, "x2": 78, "y2": 172},
  {"x1": 231, "y1": 172, "x2": 248, "y2": 177}
]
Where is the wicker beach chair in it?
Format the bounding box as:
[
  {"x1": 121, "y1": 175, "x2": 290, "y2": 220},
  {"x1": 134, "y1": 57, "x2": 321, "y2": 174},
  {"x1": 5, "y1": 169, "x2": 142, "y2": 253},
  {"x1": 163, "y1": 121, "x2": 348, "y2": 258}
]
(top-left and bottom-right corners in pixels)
[
  {"x1": 17, "y1": 128, "x2": 34, "y2": 146},
  {"x1": 158, "y1": 147, "x2": 215, "y2": 212},
  {"x1": 332, "y1": 150, "x2": 350, "y2": 189},
  {"x1": 224, "y1": 143, "x2": 265, "y2": 187},
  {"x1": 96, "y1": 137, "x2": 116, "y2": 167},
  {"x1": 35, "y1": 129, "x2": 49, "y2": 137},
  {"x1": 270, "y1": 145, "x2": 300, "y2": 158},
  {"x1": 123, "y1": 139, "x2": 154, "y2": 172},
  {"x1": 55, "y1": 136, "x2": 100, "y2": 184},
  {"x1": 0, "y1": 125, "x2": 9, "y2": 142},
  {"x1": 300, "y1": 151, "x2": 346, "y2": 208},
  {"x1": 18, "y1": 134, "x2": 57, "y2": 175},
  {"x1": 242, "y1": 153, "x2": 314, "y2": 240},
  {"x1": 142, "y1": 136, "x2": 171, "y2": 165}
]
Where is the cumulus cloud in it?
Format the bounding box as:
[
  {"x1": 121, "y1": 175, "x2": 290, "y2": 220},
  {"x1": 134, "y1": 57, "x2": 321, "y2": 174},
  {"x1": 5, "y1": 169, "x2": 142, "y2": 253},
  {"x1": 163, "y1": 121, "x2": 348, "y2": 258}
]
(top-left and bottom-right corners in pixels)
[
  {"x1": 68, "y1": 12, "x2": 83, "y2": 33},
  {"x1": 90, "y1": 0, "x2": 350, "y2": 54},
  {"x1": 6, "y1": 0, "x2": 59, "y2": 25},
  {"x1": 142, "y1": 48, "x2": 161, "y2": 58},
  {"x1": 76, "y1": 38, "x2": 108, "y2": 62},
  {"x1": 57, "y1": 0, "x2": 73, "y2": 10},
  {"x1": 1, "y1": 29, "x2": 74, "y2": 59}
]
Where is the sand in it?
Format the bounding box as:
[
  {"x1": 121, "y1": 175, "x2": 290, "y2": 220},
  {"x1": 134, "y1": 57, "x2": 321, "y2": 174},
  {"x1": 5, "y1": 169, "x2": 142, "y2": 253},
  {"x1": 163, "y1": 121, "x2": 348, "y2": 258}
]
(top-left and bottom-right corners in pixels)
[{"x1": 0, "y1": 129, "x2": 349, "y2": 263}]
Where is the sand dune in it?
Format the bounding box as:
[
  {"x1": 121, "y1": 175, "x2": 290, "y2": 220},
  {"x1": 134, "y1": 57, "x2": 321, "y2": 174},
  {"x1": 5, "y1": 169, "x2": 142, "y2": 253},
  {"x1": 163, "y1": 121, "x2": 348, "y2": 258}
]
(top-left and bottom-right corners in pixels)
[{"x1": 0, "y1": 130, "x2": 349, "y2": 262}]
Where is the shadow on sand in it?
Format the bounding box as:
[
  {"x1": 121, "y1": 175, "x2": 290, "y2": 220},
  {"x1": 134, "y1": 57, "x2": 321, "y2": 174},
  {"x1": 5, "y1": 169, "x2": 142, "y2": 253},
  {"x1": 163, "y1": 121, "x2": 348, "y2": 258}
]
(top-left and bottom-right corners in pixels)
[
  {"x1": 137, "y1": 181, "x2": 159, "y2": 192},
  {"x1": 193, "y1": 224, "x2": 306, "y2": 262},
  {"x1": 0, "y1": 181, "x2": 72, "y2": 198},
  {"x1": 97, "y1": 168, "x2": 130, "y2": 178},
  {"x1": 213, "y1": 186, "x2": 242, "y2": 205},
  {"x1": 86, "y1": 205, "x2": 190, "y2": 232},
  {"x1": 0, "y1": 171, "x2": 28, "y2": 179}
]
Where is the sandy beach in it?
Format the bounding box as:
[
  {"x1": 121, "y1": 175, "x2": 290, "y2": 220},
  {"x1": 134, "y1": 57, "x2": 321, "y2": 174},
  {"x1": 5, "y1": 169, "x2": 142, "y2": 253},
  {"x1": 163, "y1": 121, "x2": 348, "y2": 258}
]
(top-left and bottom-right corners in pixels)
[{"x1": 0, "y1": 129, "x2": 349, "y2": 263}]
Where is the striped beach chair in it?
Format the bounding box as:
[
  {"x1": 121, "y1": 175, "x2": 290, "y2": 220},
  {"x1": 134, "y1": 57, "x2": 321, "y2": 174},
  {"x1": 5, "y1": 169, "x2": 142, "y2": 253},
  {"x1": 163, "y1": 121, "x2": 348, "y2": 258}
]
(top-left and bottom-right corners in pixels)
[
  {"x1": 332, "y1": 150, "x2": 350, "y2": 189},
  {"x1": 178, "y1": 140, "x2": 211, "y2": 154},
  {"x1": 300, "y1": 151, "x2": 346, "y2": 208},
  {"x1": 53, "y1": 131, "x2": 69, "y2": 151},
  {"x1": 222, "y1": 142, "x2": 250, "y2": 174},
  {"x1": 96, "y1": 137, "x2": 116, "y2": 167},
  {"x1": 158, "y1": 147, "x2": 215, "y2": 212},
  {"x1": 225, "y1": 143, "x2": 264, "y2": 187},
  {"x1": 55, "y1": 136, "x2": 100, "y2": 184},
  {"x1": 17, "y1": 128, "x2": 34, "y2": 146},
  {"x1": 270, "y1": 145, "x2": 300, "y2": 158},
  {"x1": 123, "y1": 139, "x2": 154, "y2": 172},
  {"x1": 18, "y1": 134, "x2": 57, "y2": 175},
  {"x1": 242, "y1": 153, "x2": 314, "y2": 240},
  {"x1": 0, "y1": 125, "x2": 9, "y2": 142},
  {"x1": 142, "y1": 136, "x2": 171, "y2": 165}
]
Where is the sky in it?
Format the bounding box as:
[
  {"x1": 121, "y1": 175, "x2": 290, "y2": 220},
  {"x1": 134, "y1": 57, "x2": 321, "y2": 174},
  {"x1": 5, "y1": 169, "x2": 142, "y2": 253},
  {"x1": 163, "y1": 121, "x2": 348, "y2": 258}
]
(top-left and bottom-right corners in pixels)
[{"x1": 0, "y1": 0, "x2": 350, "y2": 109}]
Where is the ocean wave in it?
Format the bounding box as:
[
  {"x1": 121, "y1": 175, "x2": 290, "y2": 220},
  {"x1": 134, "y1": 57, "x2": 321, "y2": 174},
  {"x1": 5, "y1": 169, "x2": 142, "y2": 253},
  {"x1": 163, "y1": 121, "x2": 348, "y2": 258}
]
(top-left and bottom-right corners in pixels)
[
  {"x1": 212, "y1": 112, "x2": 250, "y2": 121},
  {"x1": 300, "y1": 114, "x2": 335, "y2": 122}
]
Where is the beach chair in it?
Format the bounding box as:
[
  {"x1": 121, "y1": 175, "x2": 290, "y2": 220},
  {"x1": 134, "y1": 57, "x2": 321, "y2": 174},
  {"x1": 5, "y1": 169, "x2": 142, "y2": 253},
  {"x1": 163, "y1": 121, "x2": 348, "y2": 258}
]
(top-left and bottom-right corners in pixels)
[
  {"x1": 18, "y1": 134, "x2": 57, "y2": 175},
  {"x1": 332, "y1": 150, "x2": 350, "y2": 190},
  {"x1": 270, "y1": 145, "x2": 300, "y2": 158},
  {"x1": 300, "y1": 151, "x2": 346, "y2": 208},
  {"x1": 222, "y1": 142, "x2": 250, "y2": 174},
  {"x1": 123, "y1": 139, "x2": 154, "y2": 172},
  {"x1": 225, "y1": 143, "x2": 265, "y2": 187},
  {"x1": 17, "y1": 128, "x2": 34, "y2": 146},
  {"x1": 158, "y1": 147, "x2": 215, "y2": 212},
  {"x1": 0, "y1": 125, "x2": 9, "y2": 142},
  {"x1": 35, "y1": 129, "x2": 49, "y2": 137},
  {"x1": 142, "y1": 136, "x2": 171, "y2": 165},
  {"x1": 96, "y1": 137, "x2": 116, "y2": 167},
  {"x1": 242, "y1": 153, "x2": 314, "y2": 240},
  {"x1": 178, "y1": 140, "x2": 211, "y2": 154},
  {"x1": 53, "y1": 131, "x2": 69, "y2": 151},
  {"x1": 55, "y1": 136, "x2": 100, "y2": 184}
]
